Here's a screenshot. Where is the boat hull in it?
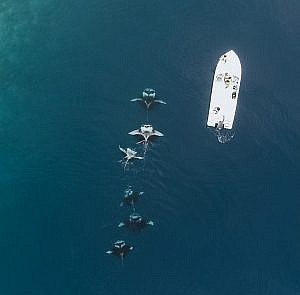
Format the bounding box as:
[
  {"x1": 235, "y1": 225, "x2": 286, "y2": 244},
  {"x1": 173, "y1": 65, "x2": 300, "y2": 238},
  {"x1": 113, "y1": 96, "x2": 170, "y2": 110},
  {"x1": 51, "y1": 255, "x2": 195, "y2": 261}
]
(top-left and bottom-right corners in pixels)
[{"x1": 207, "y1": 50, "x2": 242, "y2": 130}]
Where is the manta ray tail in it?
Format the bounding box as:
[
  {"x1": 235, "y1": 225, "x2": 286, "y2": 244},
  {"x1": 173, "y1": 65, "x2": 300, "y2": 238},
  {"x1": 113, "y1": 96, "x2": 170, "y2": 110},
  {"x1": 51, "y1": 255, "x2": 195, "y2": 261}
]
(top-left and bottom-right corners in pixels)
[
  {"x1": 121, "y1": 253, "x2": 124, "y2": 266},
  {"x1": 134, "y1": 156, "x2": 144, "y2": 160},
  {"x1": 119, "y1": 145, "x2": 126, "y2": 154},
  {"x1": 136, "y1": 139, "x2": 146, "y2": 144}
]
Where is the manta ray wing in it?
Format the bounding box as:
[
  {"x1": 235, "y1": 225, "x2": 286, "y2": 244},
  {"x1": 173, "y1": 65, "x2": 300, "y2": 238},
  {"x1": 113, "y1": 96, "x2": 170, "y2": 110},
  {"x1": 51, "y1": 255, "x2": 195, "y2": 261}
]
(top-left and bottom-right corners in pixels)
[
  {"x1": 134, "y1": 156, "x2": 144, "y2": 160},
  {"x1": 118, "y1": 145, "x2": 127, "y2": 154},
  {"x1": 118, "y1": 222, "x2": 125, "y2": 227},
  {"x1": 128, "y1": 129, "x2": 143, "y2": 136},
  {"x1": 154, "y1": 99, "x2": 167, "y2": 104},
  {"x1": 136, "y1": 139, "x2": 146, "y2": 144},
  {"x1": 130, "y1": 98, "x2": 143, "y2": 102},
  {"x1": 153, "y1": 130, "x2": 164, "y2": 137}
]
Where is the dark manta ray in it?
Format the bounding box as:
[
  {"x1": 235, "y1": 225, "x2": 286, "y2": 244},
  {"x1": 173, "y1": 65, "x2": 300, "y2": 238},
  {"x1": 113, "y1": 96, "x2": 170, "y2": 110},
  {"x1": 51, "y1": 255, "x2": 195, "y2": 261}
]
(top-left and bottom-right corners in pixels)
[
  {"x1": 118, "y1": 212, "x2": 154, "y2": 232},
  {"x1": 106, "y1": 240, "x2": 133, "y2": 262},
  {"x1": 120, "y1": 188, "x2": 144, "y2": 209},
  {"x1": 130, "y1": 88, "x2": 166, "y2": 109},
  {"x1": 128, "y1": 124, "x2": 164, "y2": 144}
]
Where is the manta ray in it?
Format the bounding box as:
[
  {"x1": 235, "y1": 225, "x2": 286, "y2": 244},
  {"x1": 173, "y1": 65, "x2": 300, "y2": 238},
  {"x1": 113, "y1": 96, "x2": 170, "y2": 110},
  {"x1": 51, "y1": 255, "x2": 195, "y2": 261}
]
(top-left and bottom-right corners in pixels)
[
  {"x1": 118, "y1": 212, "x2": 154, "y2": 232},
  {"x1": 106, "y1": 240, "x2": 133, "y2": 263},
  {"x1": 128, "y1": 124, "x2": 164, "y2": 144},
  {"x1": 120, "y1": 188, "x2": 144, "y2": 210},
  {"x1": 131, "y1": 88, "x2": 166, "y2": 109},
  {"x1": 119, "y1": 146, "x2": 144, "y2": 169}
]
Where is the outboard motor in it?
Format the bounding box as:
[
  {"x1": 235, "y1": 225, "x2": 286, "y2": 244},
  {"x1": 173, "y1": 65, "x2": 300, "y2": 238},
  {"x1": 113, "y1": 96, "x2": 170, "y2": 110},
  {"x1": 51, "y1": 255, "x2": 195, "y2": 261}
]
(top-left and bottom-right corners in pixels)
[{"x1": 216, "y1": 120, "x2": 224, "y2": 130}]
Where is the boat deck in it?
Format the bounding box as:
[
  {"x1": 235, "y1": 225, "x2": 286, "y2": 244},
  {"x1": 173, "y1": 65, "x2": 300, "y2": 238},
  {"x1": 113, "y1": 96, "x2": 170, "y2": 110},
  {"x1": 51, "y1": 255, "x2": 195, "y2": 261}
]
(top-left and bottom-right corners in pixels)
[{"x1": 207, "y1": 50, "x2": 242, "y2": 130}]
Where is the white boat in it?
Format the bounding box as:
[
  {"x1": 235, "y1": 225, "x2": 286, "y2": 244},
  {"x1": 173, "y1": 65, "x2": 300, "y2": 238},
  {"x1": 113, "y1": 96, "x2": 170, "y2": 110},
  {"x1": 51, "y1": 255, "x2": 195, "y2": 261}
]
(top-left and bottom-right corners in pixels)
[{"x1": 207, "y1": 50, "x2": 242, "y2": 130}]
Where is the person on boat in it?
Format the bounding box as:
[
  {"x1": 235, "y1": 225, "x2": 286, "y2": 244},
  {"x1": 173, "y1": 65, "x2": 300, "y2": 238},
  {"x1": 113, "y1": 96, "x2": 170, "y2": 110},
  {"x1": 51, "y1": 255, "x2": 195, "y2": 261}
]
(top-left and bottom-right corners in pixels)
[
  {"x1": 224, "y1": 73, "x2": 232, "y2": 87},
  {"x1": 118, "y1": 212, "x2": 154, "y2": 232},
  {"x1": 216, "y1": 73, "x2": 224, "y2": 81},
  {"x1": 106, "y1": 240, "x2": 134, "y2": 260},
  {"x1": 221, "y1": 54, "x2": 227, "y2": 63},
  {"x1": 213, "y1": 107, "x2": 220, "y2": 114}
]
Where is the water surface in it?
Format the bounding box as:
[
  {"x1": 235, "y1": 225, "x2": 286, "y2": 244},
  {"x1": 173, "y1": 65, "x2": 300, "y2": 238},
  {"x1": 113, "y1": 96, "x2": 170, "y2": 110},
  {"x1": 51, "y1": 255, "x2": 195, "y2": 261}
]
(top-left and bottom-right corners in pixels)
[{"x1": 0, "y1": 0, "x2": 300, "y2": 294}]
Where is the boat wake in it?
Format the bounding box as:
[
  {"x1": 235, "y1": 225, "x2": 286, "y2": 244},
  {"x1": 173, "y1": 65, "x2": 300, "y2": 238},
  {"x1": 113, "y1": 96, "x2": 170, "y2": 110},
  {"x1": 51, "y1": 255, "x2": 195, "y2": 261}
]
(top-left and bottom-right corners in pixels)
[
  {"x1": 118, "y1": 158, "x2": 134, "y2": 171},
  {"x1": 213, "y1": 129, "x2": 235, "y2": 144}
]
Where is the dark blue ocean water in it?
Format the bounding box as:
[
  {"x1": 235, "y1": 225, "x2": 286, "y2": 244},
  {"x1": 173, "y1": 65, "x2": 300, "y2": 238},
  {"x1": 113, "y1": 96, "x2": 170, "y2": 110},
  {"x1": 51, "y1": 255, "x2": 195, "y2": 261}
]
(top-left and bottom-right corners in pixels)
[{"x1": 1, "y1": 0, "x2": 300, "y2": 294}]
